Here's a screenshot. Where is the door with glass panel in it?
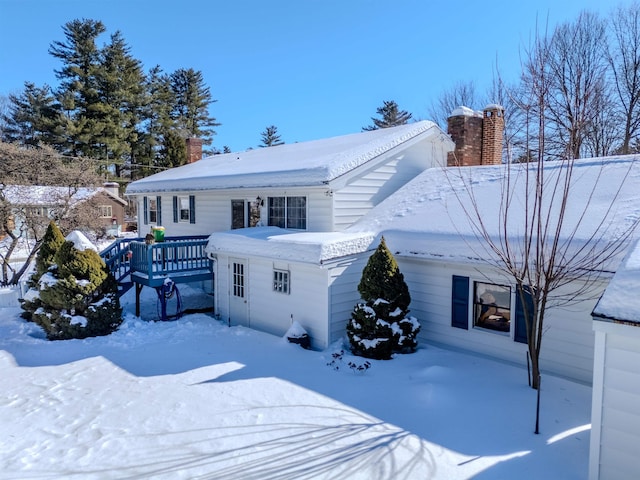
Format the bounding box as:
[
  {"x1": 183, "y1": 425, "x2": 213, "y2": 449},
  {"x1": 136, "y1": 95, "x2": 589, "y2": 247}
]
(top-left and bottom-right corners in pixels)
[{"x1": 229, "y1": 258, "x2": 248, "y2": 326}]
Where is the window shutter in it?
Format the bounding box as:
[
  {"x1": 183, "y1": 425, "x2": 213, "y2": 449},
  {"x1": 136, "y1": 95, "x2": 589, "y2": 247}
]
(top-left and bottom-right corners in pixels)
[
  {"x1": 451, "y1": 275, "x2": 469, "y2": 329},
  {"x1": 156, "y1": 196, "x2": 162, "y2": 225},
  {"x1": 173, "y1": 196, "x2": 178, "y2": 223},
  {"x1": 515, "y1": 286, "x2": 534, "y2": 344},
  {"x1": 143, "y1": 197, "x2": 148, "y2": 225},
  {"x1": 189, "y1": 195, "x2": 196, "y2": 224}
]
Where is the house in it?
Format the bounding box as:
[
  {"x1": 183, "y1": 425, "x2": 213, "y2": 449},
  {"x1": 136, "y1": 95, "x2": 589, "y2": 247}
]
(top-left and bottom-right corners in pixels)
[
  {"x1": 206, "y1": 156, "x2": 640, "y2": 383},
  {"x1": 3, "y1": 182, "x2": 127, "y2": 238},
  {"x1": 590, "y1": 239, "x2": 640, "y2": 479}
]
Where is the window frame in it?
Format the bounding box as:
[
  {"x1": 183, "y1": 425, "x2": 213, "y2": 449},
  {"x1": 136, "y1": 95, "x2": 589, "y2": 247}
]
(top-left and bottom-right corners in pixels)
[
  {"x1": 99, "y1": 205, "x2": 113, "y2": 218},
  {"x1": 178, "y1": 196, "x2": 190, "y2": 223},
  {"x1": 267, "y1": 196, "x2": 307, "y2": 230},
  {"x1": 273, "y1": 269, "x2": 290, "y2": 294},
  {"x1": 148, "y1": 198, "x2": 158, "y2": 224},
  {"x1": 472, "y1": 281, "x2": 512, "y2": 335}
]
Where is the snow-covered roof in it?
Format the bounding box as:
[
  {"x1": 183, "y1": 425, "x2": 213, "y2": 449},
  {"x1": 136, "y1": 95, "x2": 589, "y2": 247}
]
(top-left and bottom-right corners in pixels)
[
  {"x1": 592, "y1": 239, "x2": 640, "y2": 323},
  {"x1": 126, "y1": 121, "x2": 447, "y2": 194},
  {"x1": 348, "y1": 155, "x2": 640, "y2": 265},
  {"x1": 206, "y1": 227, "x2": 375, "y2": 264},
  {"x1": 2, "y1": 185, "x2": 125, "y2": 207}
]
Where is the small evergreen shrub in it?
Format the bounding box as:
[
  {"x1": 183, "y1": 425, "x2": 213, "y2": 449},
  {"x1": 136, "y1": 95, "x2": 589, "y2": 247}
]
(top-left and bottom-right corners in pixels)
[
  {"x1": 346, "y1": 237, "x2": 420, "y2": 359},
  {"x1": 21, "y1": 221, "x2": 66, "y2": 321},
  {"x1": 22, "y1": 228, "x2": 122, "y2": 340}
]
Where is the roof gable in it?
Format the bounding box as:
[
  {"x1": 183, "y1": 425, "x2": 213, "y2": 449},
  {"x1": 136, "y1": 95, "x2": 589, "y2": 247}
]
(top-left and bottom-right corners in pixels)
[{"x1": 126, "y1": 121, "x2": 448, "y2": 194}]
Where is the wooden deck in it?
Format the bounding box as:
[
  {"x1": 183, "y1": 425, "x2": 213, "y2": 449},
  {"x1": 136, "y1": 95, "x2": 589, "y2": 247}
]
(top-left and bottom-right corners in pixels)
[{"x1": 100, "y1": 236, "x2": 213, "y2": 318}]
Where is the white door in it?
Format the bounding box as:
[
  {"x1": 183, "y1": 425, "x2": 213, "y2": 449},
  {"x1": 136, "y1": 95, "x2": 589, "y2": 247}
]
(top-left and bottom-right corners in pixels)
[{"x1": 229, "y1": 258, "x2": 248, "y2": 326}]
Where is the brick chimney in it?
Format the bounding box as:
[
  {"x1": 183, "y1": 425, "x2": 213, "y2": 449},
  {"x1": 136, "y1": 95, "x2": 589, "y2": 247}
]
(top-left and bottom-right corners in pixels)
[
  {"x1": 447, "y1": 104, "x2": 504, "y2": 166},
  {"x1": 447, "y1": 106, "x2": 483, "y2": 166},
  {"x1": 481, "y1": 104, "x2": 505, "y2": 165},
  {"x1": 185, "y1": 137, "x2": 203, "y2": 163}
]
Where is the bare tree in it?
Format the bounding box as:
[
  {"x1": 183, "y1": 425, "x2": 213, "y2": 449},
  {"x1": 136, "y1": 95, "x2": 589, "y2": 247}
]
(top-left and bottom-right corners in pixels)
[
  {"x1": 544, "y1": 11, "x2": 608, "y2": 159},
  {"x1": 608, "y1": 2, "x2": 640, "y2": 154},
  {"x1": 428, "y1": 81, "x2": 478, "y2": 130},
  {"x1": 448, "y1": 27, "x2": 639, "y2": 399},
  {"x1": 0, "y1": 142, "x2": 104, "y2": 285}
]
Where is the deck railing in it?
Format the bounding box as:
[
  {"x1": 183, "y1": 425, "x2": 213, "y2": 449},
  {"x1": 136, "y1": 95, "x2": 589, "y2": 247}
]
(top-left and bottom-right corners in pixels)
[{"x1": 100, "y1": 235, "x2": 212, "y2": 293}]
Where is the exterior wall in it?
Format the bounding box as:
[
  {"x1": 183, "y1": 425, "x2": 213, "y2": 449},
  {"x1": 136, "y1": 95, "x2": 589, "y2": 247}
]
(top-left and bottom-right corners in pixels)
[
  {"x1": 590, "y1": 321, "x2": 640, "y2": 480},
  {"x1": 327, "y1": 255, "x2": 370, "y2": 343},
  {"x1": 333, "y1": 139, "x2": 446, "y2": 231},
  {"x1": 397, "y1": 256, "x2": 599, "y2": 384},
  {"x1": 213, "y1": 254, "x2": 331, "y2": 349},
  {"x1": 136, "y1": 187, "x2": 332, "y2": 237}
]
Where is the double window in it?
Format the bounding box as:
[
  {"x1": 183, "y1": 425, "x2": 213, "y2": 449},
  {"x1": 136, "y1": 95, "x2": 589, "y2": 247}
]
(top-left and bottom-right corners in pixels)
[
  {"x1": 99, "y1": 205, "x2": 113, "y2": 218},
  {"x1": 268, "y1": 196, "x2": 306, "y2": 229}
]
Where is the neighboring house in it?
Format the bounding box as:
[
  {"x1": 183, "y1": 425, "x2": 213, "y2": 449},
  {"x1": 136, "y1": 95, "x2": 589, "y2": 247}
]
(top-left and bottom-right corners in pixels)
[
  {"x1": 125, "y1": 121, "x2": 454, "y2": 237},
  {"x1": 590, "y1": 239, "x2": 640, "y2": 480},
  {"x1": 3, "y1": 182, "x2": 127, "y2": 238}
]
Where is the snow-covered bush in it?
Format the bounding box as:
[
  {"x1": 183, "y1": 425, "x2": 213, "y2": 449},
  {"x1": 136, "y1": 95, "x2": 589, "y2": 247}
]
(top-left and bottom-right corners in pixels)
[
  {"x1": 346, "y1": 237, "x2": 420, "y2": 359},
  {"x1": 21, "y1": 221, "x2": 65, "y2": 321},
  {"x1": 21, "y1": 228, "x2": 122, "y2": 340}
]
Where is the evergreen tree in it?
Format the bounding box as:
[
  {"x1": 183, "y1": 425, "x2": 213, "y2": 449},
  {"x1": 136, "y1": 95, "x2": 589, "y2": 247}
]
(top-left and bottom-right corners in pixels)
[
  {"x1": 169, "y1": 68, "x2": 220, "y2": 149},
  {"x1": 363, "y1": 100, "x2": 413, "y2": 131},
  {"x1": 2, "y1": 82, "x2": 64, "y2": 146},
  {"x1": 26, "y1": 233, "x2": 122, "y2": 340},
  {"x1": 346, "y1": 237, "x2": 420, "y2": 359},
  {"x1": 20, "y1": 221, "x2": 66, "y2": 321},
  {"x1": 159, "y1": 129, "x2": 187, "y2": 168},
  {"x1": 49, "y1": 18, "x2": 106, "y2": 157},
  {"x1": 259, "y1": 125, "x2": 284, "y2": 147}
]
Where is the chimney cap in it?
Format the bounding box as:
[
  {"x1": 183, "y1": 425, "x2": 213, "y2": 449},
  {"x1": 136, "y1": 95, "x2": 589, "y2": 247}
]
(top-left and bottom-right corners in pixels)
[
  {"x1": 484, "y1": 103, "x2": 504, "y2": 111},
  {"x1": 449, "y1": 105, "x2": 482, "y2": 118}
]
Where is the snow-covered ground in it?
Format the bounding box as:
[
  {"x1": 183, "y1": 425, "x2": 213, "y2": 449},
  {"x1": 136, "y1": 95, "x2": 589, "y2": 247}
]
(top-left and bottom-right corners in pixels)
[{"x1": 0, "y1": 285, "x2": 591, "y2": 479}]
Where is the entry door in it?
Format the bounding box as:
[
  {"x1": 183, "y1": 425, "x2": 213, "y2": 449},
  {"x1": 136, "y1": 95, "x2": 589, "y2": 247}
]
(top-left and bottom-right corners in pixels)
[{"x1": 229, "y1": 258, "x2": 248, "y2": 326}]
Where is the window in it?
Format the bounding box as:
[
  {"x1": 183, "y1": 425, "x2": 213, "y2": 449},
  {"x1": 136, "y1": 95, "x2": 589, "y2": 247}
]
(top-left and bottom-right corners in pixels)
[
  {"x1": 99, "y1": 205, "x2": 112, "y2": 218},
  {"x1": 231, "y1": 199, "x2": 245, "y2": 229},
  {"x1": 232, "y1": 262, "x2": 245, "y2": 298},
  {"x1": 473, "y1": 282, "x2": 511, "y2": 333},
  {"x1": 148, "y1": 198, "x2": 158, "y2": 224},
  {"x1": 173, "y1": 195, "x2": 195, "y2": 224},
  {"x1": 273, "y1": 269, "x2": 290, "y2": 294},
  {"x1": 27, "y1": 206, "x2": 48, "y2": 217},
  {"x1": 268, "y1": 196, "x2": 306, "y2": 229}
]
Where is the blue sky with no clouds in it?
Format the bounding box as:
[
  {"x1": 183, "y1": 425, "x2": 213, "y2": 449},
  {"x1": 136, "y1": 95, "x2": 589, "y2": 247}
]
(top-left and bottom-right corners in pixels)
[{"x1": 0, "y1": 0, "x2": 613, "y2": 152}]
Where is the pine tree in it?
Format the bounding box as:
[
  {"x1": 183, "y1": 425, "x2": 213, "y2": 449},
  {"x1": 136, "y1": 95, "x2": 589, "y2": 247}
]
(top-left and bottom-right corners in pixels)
[
  {"x1": 363, "y1": 100, "x2": 413, "y2": 131},
  {"x1": 2, "y1": 82, "x2": 64, "y2": 146},
  {"x1": 28, "y1": 234, "x2": 122, "y2": 340},
  {"x1": 346, "y1": 237, "x2": 420, "y2": 359},
  {"x1": 169, "y1": 68, "x2": 220, "y2": 149},
  {"x1": 259, "y1": 125, "x2": 284, "y2": 147}
]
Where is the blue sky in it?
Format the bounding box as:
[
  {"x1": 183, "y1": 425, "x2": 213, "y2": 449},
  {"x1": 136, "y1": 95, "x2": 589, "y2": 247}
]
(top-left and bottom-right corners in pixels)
[{"x1": 0, "y1": 0, "x2": 613, "y2": 152}]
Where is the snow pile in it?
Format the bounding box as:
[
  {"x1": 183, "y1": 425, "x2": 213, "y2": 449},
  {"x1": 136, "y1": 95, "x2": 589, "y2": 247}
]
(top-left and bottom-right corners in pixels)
[
  {"x1": 593, "y1": 238, "x2": 640, "y2": 322},
  {"x1": 0, "y1": 285, "x2": 592, "y2": 479},
  {"x1": 65, "y1": 230, "x2": 97, "y2": 251},
  {"x1": 206, "y1": 227, "x2": 375, "y2": 264}
]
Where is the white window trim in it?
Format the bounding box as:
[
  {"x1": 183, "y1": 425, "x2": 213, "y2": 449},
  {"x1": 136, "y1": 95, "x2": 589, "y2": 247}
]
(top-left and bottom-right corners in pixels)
[
  {"x1": 178, "y1": 195, "x2": 190, "y2": 223},
  {"x1": 273, "y1": 269, "x2": 290, "y2": 294},
  {"x1": 468, "y1": 277, "x2": 515, "y2": 340}
]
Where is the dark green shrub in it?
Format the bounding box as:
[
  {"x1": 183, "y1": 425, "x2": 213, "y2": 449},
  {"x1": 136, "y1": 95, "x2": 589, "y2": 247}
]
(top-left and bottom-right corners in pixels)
[
  {"x1": 25, "y1": 231, "x2": 122, "y2": 340},
  {"x1": 346, "y1": 237, "x2": 420, "y2": 359}
]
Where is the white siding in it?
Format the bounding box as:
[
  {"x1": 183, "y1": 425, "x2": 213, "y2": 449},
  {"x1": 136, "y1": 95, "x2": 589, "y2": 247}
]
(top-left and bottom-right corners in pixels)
[
  {"x1": 590, "y1": 322, "x2": 640, "y2": 480},
  {"x1": 332, "y1": 140, "x2": 443, "y2": 231},
  {"x1": 397, "y1": 256, "x2": 599, "y2": 384},
  {"x1": 327, "y1": 256, "x2": 370, "y2": 344},
  {"x1": 214, "y1": 254, "x2": 331, "y2": 349},
  {"x1": 135, "y1": 187, "x2": 331, "y2": 237}
]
